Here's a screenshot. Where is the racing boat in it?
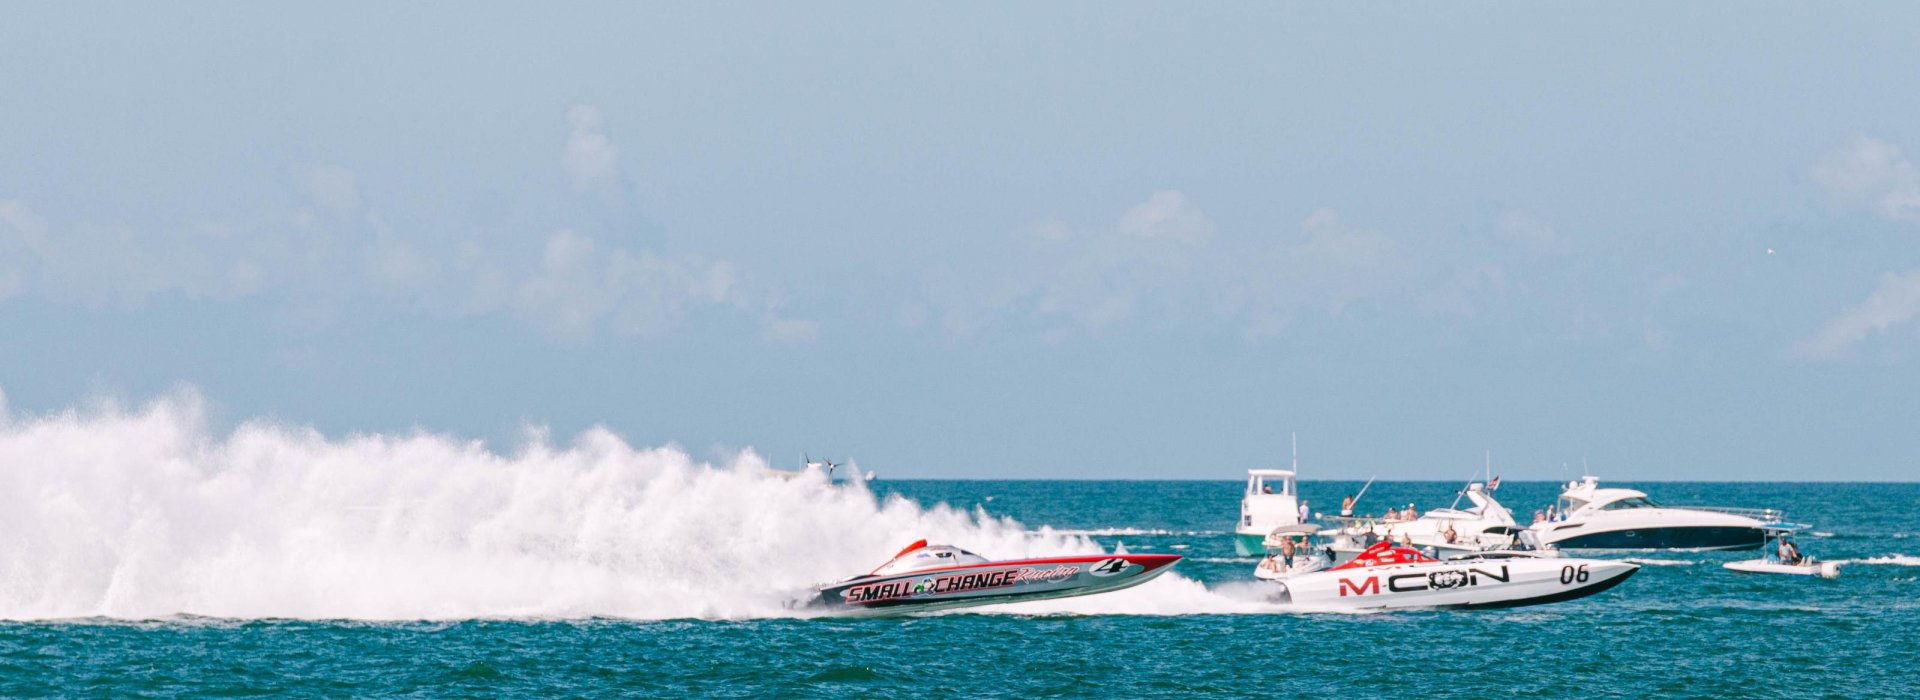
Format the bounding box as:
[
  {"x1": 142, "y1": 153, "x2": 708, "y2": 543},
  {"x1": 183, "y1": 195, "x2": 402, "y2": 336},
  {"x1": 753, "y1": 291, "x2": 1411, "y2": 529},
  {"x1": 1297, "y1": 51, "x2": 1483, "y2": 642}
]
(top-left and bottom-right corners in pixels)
[
  {"x1": 1264, "y1": 540, "x2": 1638, "y2": 610},
  {"x1": 1723, "y1": 524, "x2": 1840, "y2": 579},
  {"x1": 806, "y1": 540, "x2": 1181, "y2": 615},
  {"x1": 1254, "y1": 524, "x2": 1333, "y2": 581},
  {"x1": 1530, "y1": 476, "x2": 1778, "y2": 551}
]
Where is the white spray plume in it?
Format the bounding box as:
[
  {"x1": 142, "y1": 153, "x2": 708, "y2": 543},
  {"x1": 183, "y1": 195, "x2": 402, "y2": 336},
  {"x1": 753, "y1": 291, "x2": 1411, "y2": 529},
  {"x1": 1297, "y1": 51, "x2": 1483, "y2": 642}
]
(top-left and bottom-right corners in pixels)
[{"x1": 0, "y1": 390, "x2": 1250, "y2": 620}]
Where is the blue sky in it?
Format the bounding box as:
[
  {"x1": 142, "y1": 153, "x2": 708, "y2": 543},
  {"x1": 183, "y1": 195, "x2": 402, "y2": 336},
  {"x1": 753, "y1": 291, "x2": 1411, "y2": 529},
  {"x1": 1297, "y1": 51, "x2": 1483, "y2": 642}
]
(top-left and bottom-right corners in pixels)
[{"x1": 3, "y1": 3, "x2": 1918, "y2": 479}]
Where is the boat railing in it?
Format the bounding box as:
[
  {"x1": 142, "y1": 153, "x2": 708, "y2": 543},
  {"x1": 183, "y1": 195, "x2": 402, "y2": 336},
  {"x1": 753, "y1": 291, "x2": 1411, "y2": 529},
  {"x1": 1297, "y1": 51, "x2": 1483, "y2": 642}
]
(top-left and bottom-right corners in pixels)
[{"x1": 1673, "y1": 505, "x2": 1786, "y2": 520}]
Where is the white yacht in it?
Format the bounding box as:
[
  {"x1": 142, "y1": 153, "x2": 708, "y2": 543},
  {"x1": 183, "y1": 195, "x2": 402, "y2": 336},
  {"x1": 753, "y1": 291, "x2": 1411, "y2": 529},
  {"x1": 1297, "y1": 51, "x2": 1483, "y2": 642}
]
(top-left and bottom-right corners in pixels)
[
  {"x1": 1323, "y1": 482, "x2": 1542, "y2": 560},
  {"x1": 1233, "y1": 469, "x2": 1303, "y2": 556},
  {"x1": 1529, "y1": 476, "x2": 1777, "y2": 551}
]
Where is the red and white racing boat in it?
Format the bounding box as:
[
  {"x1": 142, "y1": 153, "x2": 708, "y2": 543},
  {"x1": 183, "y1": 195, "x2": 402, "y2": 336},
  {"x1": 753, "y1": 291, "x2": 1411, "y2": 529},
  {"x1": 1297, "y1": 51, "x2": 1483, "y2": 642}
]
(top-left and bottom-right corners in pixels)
[
  {"x1": 807, "y1": 540, "x2": 1181, "y2": 615},
  {"x1": 1266, "y1": 541, "x2": 1638, "y2": 610}
]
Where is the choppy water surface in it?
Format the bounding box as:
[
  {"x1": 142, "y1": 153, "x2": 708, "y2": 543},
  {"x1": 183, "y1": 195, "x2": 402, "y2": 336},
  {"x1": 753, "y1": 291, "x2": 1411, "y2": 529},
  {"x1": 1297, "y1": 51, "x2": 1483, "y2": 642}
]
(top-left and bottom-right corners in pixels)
[{"x1": 2, "y1": 448, "x2": 1915, "y2": 697}]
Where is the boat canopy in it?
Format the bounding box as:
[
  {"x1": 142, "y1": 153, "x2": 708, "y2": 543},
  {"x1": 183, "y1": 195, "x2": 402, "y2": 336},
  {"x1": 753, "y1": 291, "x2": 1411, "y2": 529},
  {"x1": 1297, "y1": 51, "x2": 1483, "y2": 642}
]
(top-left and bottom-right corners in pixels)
[
  {"x1": 1245, "y1": 469, "x2": 1296, "y2": 496},
  {"x1": 1331, "y1": 540, "x2": 1437, "y2": 570},
  {"x1": 1268, "y1": 524, "x2": 1320, "y2": 535},
  {"x1": 868, "y1": 541, "x2": 989, "y2": 576}
]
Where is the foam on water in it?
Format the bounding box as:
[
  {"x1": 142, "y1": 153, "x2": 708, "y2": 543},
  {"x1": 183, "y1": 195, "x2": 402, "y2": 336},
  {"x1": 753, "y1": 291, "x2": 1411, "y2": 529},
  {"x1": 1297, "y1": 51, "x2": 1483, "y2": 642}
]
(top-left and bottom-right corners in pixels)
[
  {"x1": 1621, "y1": 558, "x2": 1696, "y2": 567},
  {"x1": 1837, "y1": 555, "x2": 1920, "y2": 566},
  {"x1": 0, "y1": 391, "x2": 1247, "y2": 621}
]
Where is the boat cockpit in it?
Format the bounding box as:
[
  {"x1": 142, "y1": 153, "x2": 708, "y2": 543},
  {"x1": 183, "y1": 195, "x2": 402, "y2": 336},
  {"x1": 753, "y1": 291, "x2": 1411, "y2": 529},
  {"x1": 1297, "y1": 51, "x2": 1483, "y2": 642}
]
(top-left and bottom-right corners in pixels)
[{"x1": 868, "y1": 540, "x2": 989, "y2": 576}]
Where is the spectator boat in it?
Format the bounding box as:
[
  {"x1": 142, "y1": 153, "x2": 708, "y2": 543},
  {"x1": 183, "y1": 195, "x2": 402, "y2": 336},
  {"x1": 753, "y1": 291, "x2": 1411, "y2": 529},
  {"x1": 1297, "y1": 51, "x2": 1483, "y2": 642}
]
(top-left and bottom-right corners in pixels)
[
  {"x1": 1321, "y1": 482, "x2": 1542, "y2": 561},
  {"x1": 1529, "y1": 476, "x2": 1778, "y2": 551},
  {"x1": 1723, "y1": 524, "x2": 1839, "y2": 578},
  {"x1": 1253, "y1": 524, "x2": 1334, "y2": 581}
]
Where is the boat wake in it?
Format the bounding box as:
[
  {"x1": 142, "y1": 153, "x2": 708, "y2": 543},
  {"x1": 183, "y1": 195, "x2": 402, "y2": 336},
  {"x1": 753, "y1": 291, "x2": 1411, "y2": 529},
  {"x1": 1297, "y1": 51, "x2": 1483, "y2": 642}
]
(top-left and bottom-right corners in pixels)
[
  {"x1": 1836, "y1": 555, "x2": 1920, "y2": 567},
  {"x1": 1025, "y1": 528, "x2": 1219, "y2": 537},
  {"x1": 0, "y1": 390, "x2": 1262, "y2": 621},
  {"x1": 1621, "y1": 558, "x2": 1696, "y2": 567}
]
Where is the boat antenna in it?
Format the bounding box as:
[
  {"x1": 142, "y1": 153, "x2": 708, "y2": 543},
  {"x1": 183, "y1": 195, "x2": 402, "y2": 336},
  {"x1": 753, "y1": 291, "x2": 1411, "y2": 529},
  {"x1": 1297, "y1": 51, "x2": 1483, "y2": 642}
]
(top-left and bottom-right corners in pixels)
[
  {"x1": 1352, "y1": 475, "x2": 1377, "y2": 511},
  {"x1": 1290, "y1": 432, "x2": 1298, "y2": 472}
]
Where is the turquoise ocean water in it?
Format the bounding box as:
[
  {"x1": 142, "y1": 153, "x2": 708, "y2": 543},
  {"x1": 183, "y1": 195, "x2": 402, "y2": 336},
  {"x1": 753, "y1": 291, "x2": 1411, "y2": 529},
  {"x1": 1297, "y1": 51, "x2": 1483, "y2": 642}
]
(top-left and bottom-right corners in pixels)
[{"x1": 3, "y1": 480, "x2": 1916, "y2": 697}]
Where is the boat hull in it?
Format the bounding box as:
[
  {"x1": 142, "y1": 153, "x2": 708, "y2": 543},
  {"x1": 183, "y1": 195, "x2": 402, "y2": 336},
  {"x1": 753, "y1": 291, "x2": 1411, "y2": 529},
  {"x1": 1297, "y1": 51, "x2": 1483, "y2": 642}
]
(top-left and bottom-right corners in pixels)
[
  {"x1": 1271, "y1": 557, "x2": 1638, "y2": 610},
  {"x1": 1548, "y1": 525, "x2": 1764, "y2": 551},
  {"x1": 1233, "y1": 533, "x2": 1268, "y2": 557},
  {"x1": 1724, "y1": 560, "x2": 1840, "y2": 578},
  {"x1": 812, "y1": 553, "x2": 1180, "y2": 615}
]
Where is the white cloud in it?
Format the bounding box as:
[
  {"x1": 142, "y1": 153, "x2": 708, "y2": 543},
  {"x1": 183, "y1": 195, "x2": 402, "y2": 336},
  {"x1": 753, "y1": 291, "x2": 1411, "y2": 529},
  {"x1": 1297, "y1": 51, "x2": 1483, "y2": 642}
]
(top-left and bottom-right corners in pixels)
[
  {"x1": 983, "y1": 191, "x2": 1213, "y2": 335},
  {"x1": 506, "y1": 230, "x2": 794, "y2": 342},
  {"x1": 1813, "y1": 135, "x2": 1920, "y2": 223},
  {"x1": 1495, "y1": 210, "x2": 1560, "y2": 250},
  {"x1": 1, "y1": 200, "x2": 269, "y2": 306},
  {"x1": 1238, "y1": 208, "x2": 1411, "y2": 336},
  {"x1": 763, "y1": 318, "x2": 822, "y2": 344},
  {"x1": 0, "y1": 150, "x2": 810, "y2": 344},
  {"x1": 294, "y1": 165, "x2": 363, "y2": 219},
  {"x1": 1796, "y1": 269, "x2": 1920, "y2": 358},
  {"x1": 1117, "y1": 190, "x2": 1214, "y2": 243},
  {"x1": 0, "y1": 199, "x2": 51, "y2": 301},
  {"x1": 563, "y1": 105, "x2": 621, "y2": 192}
]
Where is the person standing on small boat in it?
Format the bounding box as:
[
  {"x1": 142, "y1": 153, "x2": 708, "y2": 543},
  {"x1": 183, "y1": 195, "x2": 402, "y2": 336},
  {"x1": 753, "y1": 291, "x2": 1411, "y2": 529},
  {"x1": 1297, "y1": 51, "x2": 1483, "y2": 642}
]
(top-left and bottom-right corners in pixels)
[
  {"x1": 1341, "y1": 494, "x2": 1355, "y2": 517},
  {"x1": 1279, "y1": 536, "x2": 1296, "y2": 569},
  {"x1": 1299, "y1": 500, "x2": 1311, "y2": 523}
]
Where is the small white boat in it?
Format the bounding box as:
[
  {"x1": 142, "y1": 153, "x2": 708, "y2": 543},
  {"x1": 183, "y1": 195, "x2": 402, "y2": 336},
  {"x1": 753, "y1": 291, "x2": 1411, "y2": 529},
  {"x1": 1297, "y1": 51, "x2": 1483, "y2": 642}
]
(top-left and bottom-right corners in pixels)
[
  {"x1": 1254, "y1": 524, "x2": 1333, "y2": 581},
  {"x1": 1265, "y1": 541, "x2": 1639, "y2": 610},
  {"x1": 1723, "y1": 524, "x2": 1839, "y2": 579}
]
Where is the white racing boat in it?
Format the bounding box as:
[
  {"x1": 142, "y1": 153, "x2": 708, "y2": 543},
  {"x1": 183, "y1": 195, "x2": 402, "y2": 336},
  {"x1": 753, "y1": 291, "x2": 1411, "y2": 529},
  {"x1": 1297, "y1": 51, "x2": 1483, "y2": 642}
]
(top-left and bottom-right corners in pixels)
[
  {"x1": 1723, "y1": 524, "x2": 1840, "y2": 579},
  {"x1": 1264, "y1": 541, "x2": 1639, "y2": 610},
  {"x1": 1254, "y1": 524, "x2": 1333, "y2": 581}
]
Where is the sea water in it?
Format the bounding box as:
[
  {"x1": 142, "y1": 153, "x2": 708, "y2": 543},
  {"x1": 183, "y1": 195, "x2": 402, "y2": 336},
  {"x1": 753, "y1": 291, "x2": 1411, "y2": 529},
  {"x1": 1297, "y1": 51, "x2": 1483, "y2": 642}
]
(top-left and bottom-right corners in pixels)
[{"x1": 1, "y1": 399, "x2": 1915, "y2": 697}]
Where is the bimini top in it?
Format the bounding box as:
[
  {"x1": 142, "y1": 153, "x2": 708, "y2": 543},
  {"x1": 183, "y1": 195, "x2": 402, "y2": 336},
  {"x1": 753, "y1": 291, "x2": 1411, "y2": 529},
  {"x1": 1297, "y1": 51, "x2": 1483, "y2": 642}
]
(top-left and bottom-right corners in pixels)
[
  {"x1": 1247, "y1": 469, "x2": 1297, "y2": 478},
  {"x1": 867, "y1": 540, "x2": 990, "y2": 576},
  {"x1": 1330, "y1": 541, "x2": 1438, "y2": 570}
]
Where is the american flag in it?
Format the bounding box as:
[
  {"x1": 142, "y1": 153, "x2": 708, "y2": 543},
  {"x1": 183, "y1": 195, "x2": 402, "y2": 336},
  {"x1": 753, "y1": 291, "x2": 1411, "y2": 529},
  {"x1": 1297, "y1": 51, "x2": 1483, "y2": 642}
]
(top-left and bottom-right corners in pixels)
[{"x1": 1489, "y1": 476, "x2": 1502, "y2": 491}]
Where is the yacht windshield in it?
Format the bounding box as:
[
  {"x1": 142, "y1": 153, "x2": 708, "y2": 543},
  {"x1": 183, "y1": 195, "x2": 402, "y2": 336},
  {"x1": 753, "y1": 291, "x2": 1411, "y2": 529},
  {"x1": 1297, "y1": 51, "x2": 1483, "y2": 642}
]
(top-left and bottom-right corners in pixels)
[{"x1": 1601, "y1": 496, "x2": 1661, "y2": 510}]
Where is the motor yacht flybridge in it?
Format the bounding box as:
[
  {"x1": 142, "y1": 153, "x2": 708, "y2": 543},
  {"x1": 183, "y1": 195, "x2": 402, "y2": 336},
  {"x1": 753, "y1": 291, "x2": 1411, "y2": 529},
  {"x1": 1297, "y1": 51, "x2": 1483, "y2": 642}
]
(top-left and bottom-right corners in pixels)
[{"x1": 1530, "y1": 476, "x2": 1779, "y2": 551}]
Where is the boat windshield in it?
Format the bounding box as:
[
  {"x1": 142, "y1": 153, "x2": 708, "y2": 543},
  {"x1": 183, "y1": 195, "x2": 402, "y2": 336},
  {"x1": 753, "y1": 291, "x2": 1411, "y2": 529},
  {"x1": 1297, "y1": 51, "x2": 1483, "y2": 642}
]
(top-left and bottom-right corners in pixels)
[
  {"x1": 1600, "y1": 496, "x2": 1662, "y2": 510},
  {"x1": 869, "y1": 545, "x2": 990, "y2": 576}
]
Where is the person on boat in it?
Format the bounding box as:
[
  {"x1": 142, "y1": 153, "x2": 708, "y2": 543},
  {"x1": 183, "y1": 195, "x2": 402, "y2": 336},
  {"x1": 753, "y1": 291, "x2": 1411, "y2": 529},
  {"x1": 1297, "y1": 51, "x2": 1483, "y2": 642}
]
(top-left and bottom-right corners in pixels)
[
  {"x1": 1778, "y1": 535, "x2": 1803, "y2": 565},
  {"x1": 1341, "y1": 494, "x2": 1355, "y2": 516},
  {"x1": 1399, "y1": 533, "x2": 1415, "y2": 548},
  {"x1": 1385, "y1": 507, "x2": 1399, "y2": 521},
  {"x1": 1405, "y1": 503, "x2": 1418, "y2": 519},
  {"x1": 1299, "y1": 500, "x2": 1311, "y2": 523},
  {"x1": 1262, "y1": 484, "x2": 1273, "y2": 494},
  {"x1": 1363, "y1": 528, "x2": 1379, "y2": 547},
  {"x1": 1532, "y1": 509, "x2": 1547, "y2": 525},
  {"x1": 1443, "y1": 523, "x2": 1459, "y2": 544},
  {"x1": 1279, "y1": 536, "x2": 1297, "y2": 568}
]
